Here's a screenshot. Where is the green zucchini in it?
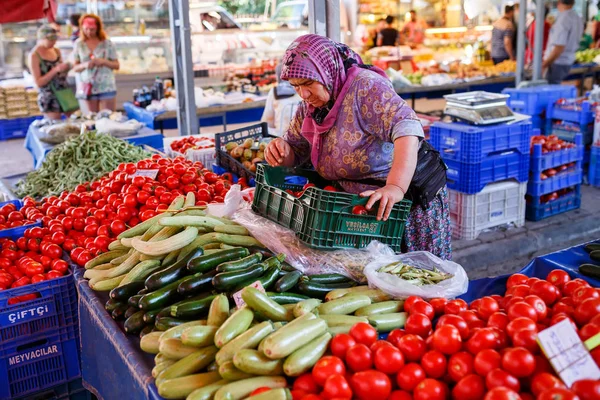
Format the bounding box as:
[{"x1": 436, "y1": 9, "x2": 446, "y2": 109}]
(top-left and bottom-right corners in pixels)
[
  {"x1": 143, "y1": 308, "x2": 161, "y2": 324},
  {"x1": 280, "y1": 262, "x2": 296, "y2": 272},
  {"x1": 181, "y1": 326, "x2": 218, "y2": 347},
  {"x1": 262, "y1": 318, "x2": 328, "y2": 359},
  {"x1": 124, "y1": 306, "x2": 139, "y2": 319},
  {"x1": 297, "y1": 280, "x2": 355, "y2": 299},
  {"x1": 317, "y1": 294, "x2": 371, "y2": 315},
  {"x1": 128, "y1": 294, "x2": 143, "y2": 308},
  {"x1": 215, "y1": 321, "x2": 273, "y2": 365},
  {"x1": 176, "y1": 270, "x2": 218, "y2": 297},
  {"x1": 267, "y1": 291, "x2": 310, "y2": 305},
  {"x1": 187, "y1": 380, "x2": 228, "y2": 400},
  {"x1": 124, "y1": 310, "x2": 146, "y2": 334},
  {"x1": 233, "y1": 349, "x2": 284, "y2": 376},
  {"x1": 170, "y1": 295, "x2": 217, "y2": 319},
  {"x1": 283, "y1": 332, "x2": 332, "y2": 376},
  {"x1": 274, "y1": 270, "x2": 302, "y2": 293},
  {"x1": 590, "y1": 250, "x2": 600, "y2": 263},
  {"x1": 187, "y1": 248, "x2": 249, "y2": 274},
  {"x1": 241, "y1": 287, "x2": 292, "y2": 321},
  {"x1": 159, "y1": 346, "x2": 218, "y2": 381},
  {"x1": 145, "y1": 247, "x2": 204, "y2": 291},
  {"x1": 157, "y1": 371, "x2": 222, "y2": 400},
  {"x1": 212, "y1": 263, "x2": 265, "y2": 292},
  {"x1": 247, "y1": 388, "x2": 291, "y2": 400},
  {"x1": 368, "y1": 312, "x2": 408, "y2": 332},
  {"x1": 579, "y1": 263, "x2": 600, "y2": 279},
  {"x1": 140, "y1": 331, "x2": 162, "y2": 354},
  {"x1": 138, "y1": 275, "x2": 191, "y2": 311},
  {"x1": 104, "y1": 298, "x2": 123, "y2": 312},
  {"x1": 320, "y1": 314, "x2": 368, "y2": 326},
  {"x1": 355, "y1": 300, "x2": 404, "y2": 316},
  {"x1": 111, "y1": 303, "x2": 129, "y2": 320},
  {"x1": 213, "y1": 376, "x2": 287, "y2": 400},
  {"x1": 216, "y1": 253, "x2": 263, "y2": 272},
  {"x1": 308, "y1": 273, "x2": 352, "y2": 284},
  {"x1": 584, "y1": 243, "x2": 600, "y2": 253},
  {"x1": 263, "y1": 253, "x2": 286, "y2": 269},
  {"x1": 218, "y1": 361, "x2": 255, "y2": 381},
  {"x1": 231, "y1": 264, "x2": 281, "y2": 293},
  {"x1": 155, "y1": 317, "x2": 187, "y2": 331},
  {"x1": 160, "y1": 320, "x2": 207, "y2": 341},
  {"x1": 207, "y1": 294, "x2": 229, "y2": 327},
  {"x1": 214, "y1": 307, "x2": 254, "y2": 348}
]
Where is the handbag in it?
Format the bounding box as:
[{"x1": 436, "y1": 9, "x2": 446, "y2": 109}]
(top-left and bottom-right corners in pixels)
[{"x1": 51, "y1": 82, "x2": 79, "y2": 112}]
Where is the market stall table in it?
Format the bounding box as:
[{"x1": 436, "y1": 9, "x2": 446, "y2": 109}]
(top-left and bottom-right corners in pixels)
[
  {"x1": 123, "y1": 100, "x2": 267, "y2": 134},
  {"x1": 24, "y1": 124, "x2": 164, "y2": 169}
]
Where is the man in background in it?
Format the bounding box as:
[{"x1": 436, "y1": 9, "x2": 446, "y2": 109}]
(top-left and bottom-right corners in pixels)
[
  {"x1": 491, "y1": 5, "x2": 516, "y2": 64},
  {"x1": 402, "y1": 10, "x2": 427, "y2": 46},
  {"x1": 377, "y1": 16, "x2": 400, "y2": 46},
  {"x1": 543, "y1": 0, "x2": 584, "y2": 83}
]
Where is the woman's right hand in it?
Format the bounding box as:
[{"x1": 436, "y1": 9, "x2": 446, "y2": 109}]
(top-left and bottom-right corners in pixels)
[{"x1": 264, "y1": 138, "x2": 295, "y2": 167}]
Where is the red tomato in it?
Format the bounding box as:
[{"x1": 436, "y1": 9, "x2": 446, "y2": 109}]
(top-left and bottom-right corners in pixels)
[
  {"x1": 546, "y1": 269, "x2": 570, "y2": 288},
  {"x1": 374, "y1": 345, "x2": 405, "y2": 374},
  {"x1": 249, "y1": 387, "x2": 271, "y2": 396},
  {"x1": 571, "y1": 379, "x2": 600, "y2": 400},
  {"x1": 485, "y1": 368, "x2": 520, "y2": 392},
  {"x1": 473, "y1": 349, "x2": 501, "y2": 377},
  {"x1": 484, "y1": 387, "x2": 521, "y2": 400},
  {"x1": 487, "y1": 312, "x2": 509, "y2": 331},
  {"x1": 580, "y1": 323, "x2": 600, "y2": 341},
  {"x1": 506, "y1": 317, "x2": 537, "y2": 338},
  {"x1": 429, "y1": 298, "x2": 448, "y2": 316},
  {"x1": 411, "y1": 301, "x2": 435, "y2": 320},
  {"x1": 437, "y1": 315, "x2": 469, "y2": 340},
  {"x1": 322, "y1": 375, "x2": 352, "y2": 400},
  {"x1": 506, "y1": 274, "x2": 528, "y2": 288},
  {"x1": 531, "y1": 372, "x2": 566, "y2": 397},
  {"x1": 431, "y1": 324, "x2": 462, "y2": 355},
  {"x1": 330, "y1": 334, "x2": 356, "y2": 360},
  {"x1": 349, "y1": 322, "x2": 378, "y2": 347},
  {"x1": 413, "y1": 378, "x2": 447, "y2": 400},
  {"x1": 477, "y1": 297, "x2": 500, "y2": 321},
  {"x1": 445, "y1": 299, "x2": 468, "y2": 315},
  {"x1": 312, "y1": 356, "x2": 346, "y2": 386},
  {"x1": 350, "y1": 370, "x2": 391, "y2": 400},
  {"x1": 404, "y1": 296, "x2": 424, "y2": 314},
  {"x1": 452, "y1": 374, "x2": 485, "y2": 400},
  {"x1": 405, "y1": 313, "x2": 432, "y2": 338},
  {"x1": 530, "y1": 280, "x2": 559, "y2": 306},
  {"x1": 397, "y1": 334, "x2": 427, "y2": 362},
  {"x1": 524, "y1": 295, "x2": 548, "y2": 321},
  {"x1": 51, "y1": 259, "x2": 68, "y2": 275},
  {"x1": 507, "y1": 284, "x2": 531, "y2": 298},
  {"x1": 572, "y1": 287, "x2": 600, "y2": 307},
  {"x1": 370, "y1": 340, "x2": 394, "y2": 354},
  {"x1": 507, "y1": 302, "x2": 538, "y2": 322},
  {"x1": 420, "y1": 350, "x2": 447, "y2": 379},
  {"x1": 447, "y1": 351, "x2": 474, "y2": 382},
  {"x1": 389, "y1": 391, "x2": 413, "y2": 400},
  {"x1": 346, "y1": 344, "x2": 373, "y2": 372},
  {"x1": 537, "y1": 388, "x2": 579, "y2": 400},
  {"x1": 563, "y1": 280, "x2": 587, "y2": 297},
  {"x1": 387, "y1": 329, "x2": 407, "y2": 348},
  {"x1": 501, "y1": 347, "x2": 535, "y2": 378},
  {"x1": 466, "y1": 328, "x2": 497, "y2": 354},
  {"x1": 351, "y1": 205, "x2": 368, "y2": 215},
  {"x1": 511, "y1": 328, "x2": 540, "y2": 353},
  {"x1": 293, "y1": 374, "x2": 319, "y2": 393},
  {"x1": 396, "y1": 363, "x2": 426, "y2": 392},
  {"x1": 110, "y1": 220, "x2": 126, "y2": 236}
]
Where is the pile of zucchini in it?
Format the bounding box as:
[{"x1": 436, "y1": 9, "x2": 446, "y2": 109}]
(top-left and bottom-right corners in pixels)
[
  {"x1": 139, "y1": 286, "x2": 407, "y2": 399},
  {"x1": 579, "y1": 242, "x2": 600, "y2": 279}
]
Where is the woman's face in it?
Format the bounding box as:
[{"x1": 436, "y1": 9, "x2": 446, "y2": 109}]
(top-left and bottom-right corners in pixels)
[
  {"x1": 288, "y1": 78, "x2": 330, "y2": 108},
  {"x1": 41, "y1": 38, "x2": 57, "y2": 49},
  {"x1": 82, "y1": 19, "x2": 98, "y2": 38}
]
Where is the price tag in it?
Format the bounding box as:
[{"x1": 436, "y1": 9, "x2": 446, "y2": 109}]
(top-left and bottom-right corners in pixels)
[
  {"x1": 232, "y1": 281, "x2": 265, "y2": 309},
  {"x1": 537, "y1": 318, "x2": 600, "y2": 387},
  {"x1": 129, "y1": 169, "x2": 159, "y2": 180}
]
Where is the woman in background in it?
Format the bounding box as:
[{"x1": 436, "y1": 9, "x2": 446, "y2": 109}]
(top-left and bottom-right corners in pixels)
[{"x1": 261, "y1": 64, "x2": 301, "y2": 137}]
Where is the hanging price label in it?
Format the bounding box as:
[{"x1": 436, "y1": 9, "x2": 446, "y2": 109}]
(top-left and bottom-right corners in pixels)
[
  {"x1": 232, "y1": 281, "x2": 265, "y2": 309},
  {"x1": 129, "y1": 169, "x2": 159, "y2": 180}
]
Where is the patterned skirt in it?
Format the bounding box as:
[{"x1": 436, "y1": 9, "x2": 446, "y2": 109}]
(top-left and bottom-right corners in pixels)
[{"x1": 403, "y1": 186, "x2": 452, "y2": 260}]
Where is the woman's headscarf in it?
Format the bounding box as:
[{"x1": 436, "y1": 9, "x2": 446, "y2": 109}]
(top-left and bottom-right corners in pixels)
[{"x1": 279, "y1": 34, "x2": 388, "y2": 166}]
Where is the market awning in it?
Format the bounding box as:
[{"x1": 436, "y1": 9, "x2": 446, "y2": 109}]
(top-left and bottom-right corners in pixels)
[{"x1": 0, "y1": 0, "x2": 57, "y2": 24}]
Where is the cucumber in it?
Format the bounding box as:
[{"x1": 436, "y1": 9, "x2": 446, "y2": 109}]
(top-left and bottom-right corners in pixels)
[
  {"x1": 297, "y1": 280, "x2": 355, "y2": 299},
  {"x1": 128, "y1": 294, "x2": 143, "y2": 308},
  {"x1": 262, "y1": 318, "x2": 328, "y2": 359},
  {"x1": 267, "y1": 292, "x2": 310, "y2": 305},
  {"x1": 215, "y1": 321, "x2": 274, "y2": 365},
  {"x1": 139, "y1": 325, "x2": 154, "y2": 338},
  {"x1": 216, "y1": 253, "x2": 263, "y2": 272},
  {"x1": 155, "y1": 317, "x2": 187, "y2": 331},
  {"x1": 212, "y1": 263, "x2": 265, "y2": 292},
  {"x1": 213, "y1": 376, "x2": 287, "y2": 400},
  {"x1": 247, "y1": 388, "x2": 291, "y2": 400},
  {"x1": 207, "y1": 294, "x2": 229, "y2": 327},
  {"x1": 293, "y1": 298, "x2": 322, "y2": 318},
  {"x1": 159, "y1": 338, "x2": 199, "y2": 360},
  {"x1": 214, "y1": 307, "x2": 254, "y2": 348},
  {"x1": 139, "y1": 275, "x2": 191, "y2": 311},
  {"x1": 187, "y1": 248, "x2": 250, "y2": 274},
  {"x1": 591, "y1": 250, "x2": 600, "y2": 263},
  {"x1": 584, "y1": 243, "x2": 600, "y2": 253},
  {"x1": 140, "y1": 331, "x2": 162, "y2": 354},
  {"x1": 157, "y1": 371, "x2": 221, "y2": 400},
  {"x1": 241, "y1": 287, "x2": 292, "y2": 322},
  {"x1": 110, "y1": 281, "x2": 146, "y2": 301},
  {"x1": 145, "y1": 247, "x2": 204, "y2": 291},
  {"x1": 579, "y1": 263, "x2": 600, "y2": 279},
  {"x1": 233, "y1": 349, "x2": 284, "y2": 376},
  {"x1": 187, "y1": 380, "x2": 228, "y2": 400},
  {"x1": 111, "y1": 303, "x2": 129, "y2": 320},
  {"x1": 368, "y1": 312, "x2": 408, "y2": 332},
  {"x1": 283, "y1": 332, "x2": 332, "y2": 376},
  {"x1": 160, "y1": 320, "x2": 207, "y2": 340},
  {"x1": 181, "y1": 326, "x2": 218, "y2": 347},
  {"x1": 274, "y1": 271, "x2": 302, "y2": 293},
  {"x1": 118, "y1": 196, "x2": 184, "y2": 239},
  {"x1": 159, "y1": 346, "x2": 218, "y2": 381},
  {"x1": 124, "y1": 306, "x2": 139, "y2": 319},
  {"x1": 218, "y1": 361, "x2": 255, "y2": 381},
  {"x1": 143, "y1": 308, "x2": 161, "y2": 324},
  {"x1": 231, "y1": 264, "x2": 281, "y2": 293},
  {"x1": 170, "y1": 295, "x2": 217, "y2": 319},
  {"x1": 317, "y1": 294, "x2": 371, "y2": 315},
  {"x1": 320, "y1": 314, "x2": 368, "y2": 327},
  {"x1": 105, "y1": 298, "x2": 123, "y2": 312},
  {"x1": 177, "y1": 270, "x2": 218, "y2": 297},
  {"x1": 308, "y1": 273, "x2": 352, "y2": 284}
]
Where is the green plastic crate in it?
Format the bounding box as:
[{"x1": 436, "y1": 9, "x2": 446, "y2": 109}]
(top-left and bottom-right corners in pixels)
[{"x1": 252, "y1": 164, "x2": 412, "y2": 252}]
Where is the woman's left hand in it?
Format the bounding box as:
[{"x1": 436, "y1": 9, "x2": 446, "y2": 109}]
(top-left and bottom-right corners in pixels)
[{"x1": 360, "y1": 184, "x2": 405, "y2": 221}]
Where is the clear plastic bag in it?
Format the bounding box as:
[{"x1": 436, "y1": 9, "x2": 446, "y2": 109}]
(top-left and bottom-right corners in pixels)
[{"x1": 364, "y1": 251, "x2": 468, "y2": 299}]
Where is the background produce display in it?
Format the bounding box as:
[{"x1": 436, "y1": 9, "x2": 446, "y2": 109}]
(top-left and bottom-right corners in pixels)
[{"x1": 225, "y1": 137, "x2": 271, "y2": 174}]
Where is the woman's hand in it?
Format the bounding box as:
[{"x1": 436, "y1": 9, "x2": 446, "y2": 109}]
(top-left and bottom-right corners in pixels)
[
  {"x1": 264, "y1": 138, "x2": 295, "y2": 167},
  {"x1": 57, "y1": 62, "x2": 70, "y2": 73},
  {"x1": 360, "y1": 184, "x2": 405, "y2": 221},
  {"x1": 88, "y1": 58, "x2": 101, "y2": 68}
]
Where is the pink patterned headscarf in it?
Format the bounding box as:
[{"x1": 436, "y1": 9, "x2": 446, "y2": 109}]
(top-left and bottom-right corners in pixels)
[{"x1": 280, "y1": 34, "x2": 388, "y2": 166}]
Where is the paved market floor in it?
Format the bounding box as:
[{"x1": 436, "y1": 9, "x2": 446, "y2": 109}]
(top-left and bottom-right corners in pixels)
[{"x1": 1, "y1": 119, "x2": 599, "y2": 281}]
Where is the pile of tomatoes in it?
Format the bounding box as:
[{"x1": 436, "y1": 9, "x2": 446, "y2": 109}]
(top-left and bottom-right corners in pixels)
[
  {"x1": 538, "y1": 163, "x2": 578, "y2": 181},
  {"x1": 530, "y1": 135, "x2": 577, "y2": 154},
  {"x1": 526, "y1": 186, "x2": 578, "y2": 205},
  {"x1": 0, "y1": 201, "x2": 43, "y2": 232},
  {"x1": 288, "y1": 269, "x2": 600, "y2": 400},
  {"x1": 169, "y1": 136, "x2": 215, "y2": 154}
]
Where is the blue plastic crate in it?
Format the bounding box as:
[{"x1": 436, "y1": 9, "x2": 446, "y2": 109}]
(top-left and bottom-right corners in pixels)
[
  {"x1": 0, "y1": 323, "x2": 80, "y2": 400},
  {"x1": 14, "y1": 378, "x2": 91, "y2": 400},
  {"x1": 0, "y1": 117, "x2": 43, "y2": 141},
  {"x1": 0, "y1": 200, "x2": 43, "y2": 240},
  {"x1": 530, "y1": 133, "x2": 584, "y2": 172},
  {"x1": 590, "y1": 146, "x2": 600, "y2": 187},
  {"x1": 444, "y1": 151, "x2": 529, "y2": 194},
  {"x1": 528, "y1": 164, "x2": 582, "y2": 197},
  {"x1": 0, "y1": 268, "x2": 78, "y2": 343},
  {"x1": 531, "y1": 115, "x2": 545, "y2": 133},
  {"x1": 526, "y1": 185, "x2": 581, "y2": 221},
  {"x1": 550, "y1": 121, "x2": 593, "y2": 145},
  {"x1": 502, "y1": 85, "x2": 577, "y2": 116},
  {"x1": 429, "y1": 120, "x2": 531, "y2": 163},
  {"x1": 548, "y1": 100, "x2": 595, "y2": 126}
]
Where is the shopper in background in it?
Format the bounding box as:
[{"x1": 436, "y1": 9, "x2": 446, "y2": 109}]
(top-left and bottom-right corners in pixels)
[
  {"x1": 69, "y1": 14, "x2": 81, "y2": 41},
  {"x1": 261, "y1": 63, "x2": 301, "y2": 137},
  {"x1": 265, "y1": 34, "x2": 451, "y2": 259},
  {"x1": 377, "y1": 16, "x2": 400, "y2": 47},
  {"x1": 72, "y1": 14, "x2": 120, "y2": 113},
  {"x1": 542, "y1": 0, "x2": 583, "y2": 84},
  {"x1": 29, "y1": 25, "x2": 74, "y2": 120},
  {"x1": 525, "y1": 6, "x2": 550, "y2": 65},
  {"x1": 402, "y1": 10, "x2": 427, "y2": 46},
  {"x1": 491, "y1": 5, "x2": 516, "y2": 64}
]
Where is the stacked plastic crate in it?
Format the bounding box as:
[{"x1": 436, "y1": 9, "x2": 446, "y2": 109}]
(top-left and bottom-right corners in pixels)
[
  {"x1": 429, "y1": 120, "x2": 531, "y2": 240},
  {"x1": 588, "y1": 104, "x2": 600, "y2": 187},
  {"x1": 526, "y1": 132, "x2": 583, "y2": 221},
  {"x1": 502, "y1": 85, "x2": 577, "y2": 133}
]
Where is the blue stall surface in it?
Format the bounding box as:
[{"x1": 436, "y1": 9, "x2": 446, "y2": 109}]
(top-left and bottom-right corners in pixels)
[{"x1": 0, "y1": 200, "x2": 42, "y2": 239}]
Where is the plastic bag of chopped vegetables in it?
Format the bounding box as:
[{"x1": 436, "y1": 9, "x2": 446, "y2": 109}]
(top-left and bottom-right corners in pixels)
[{"x1": 364, "y1": 251, "x2": 468, "y2": 299}]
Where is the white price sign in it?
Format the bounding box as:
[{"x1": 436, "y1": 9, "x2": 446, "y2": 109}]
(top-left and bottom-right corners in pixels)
[{"x1": 232, "y1": 281, "x2": 265, "y2": 309}]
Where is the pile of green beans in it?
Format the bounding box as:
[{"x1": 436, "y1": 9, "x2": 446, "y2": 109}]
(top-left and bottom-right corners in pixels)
[{"x1": 16, "y1": 131, "x2": 151, "y2": 199}]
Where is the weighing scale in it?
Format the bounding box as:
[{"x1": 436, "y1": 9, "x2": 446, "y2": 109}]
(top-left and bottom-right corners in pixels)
[{"x1": 443, "y1": 91, "x2": 516, "y2": 125}]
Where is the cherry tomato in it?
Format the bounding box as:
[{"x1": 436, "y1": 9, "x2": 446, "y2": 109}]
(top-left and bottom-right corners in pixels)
[
  {"x1": 445, "y1": 299, "x2": 468, "y2": 315},
  {"x1": 330, "y1": 334, "x2": 356, "y2": 360},
  {"x1": 374, "y1": 345, "x2": 405, "y2": 374},
  {"x1": 507, "y1": 284, "x2": 531, "y2": 298},
  {"x1": 452, "y1": 374, "x2": 485, "y2": 400},
  {"x1": 420, "y1": 350, "x2": 446, "y2": 379},
  {"x1": 437, "y1": 315, "x2": 469, "y2": 340},
  {"x1": 487, "y1": 312, "x2": 509, "y2": 331},
  {"x1": 484, "y1": 387, "x2": 521, "y2": 400},
  {"x1": 396, "y1": 363, "x2": 426, "y2": 392},
  {"x1": 447, "y1": 351, "x2": 474, "y2": 382},
  {"x1": 413, "y1": 378, "x2": 446, "y2": 400},
  {"x1": 312, "y1": 356, "x2": 346, "y2": 386},
  {"x1": 485, "y1": 368, "x2": 520, "y2": 392},
  {"x1": 572, "y1": 286, "x2": 600, "y2": 306},
  {"x1": 351, "y1": 370, "x2": 391, "y2": 400},
  {"x1": 397, "y1": 334, "x2": 426, "y2": 362},
  {"x1": 405, "y1": 313, "x2": 432, "y2": 338},
  {"x1": 346, "y1": 344, "x2": 373, "y2": 372},
  {"x1": 349, "y1": 322, "x2": 378, "y2": 347},
  {"x1": 293, "y1": 374, "x2": 319, "y2": 394}
]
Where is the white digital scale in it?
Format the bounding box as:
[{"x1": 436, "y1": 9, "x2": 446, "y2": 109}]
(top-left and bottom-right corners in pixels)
[{"x1": 443, "y1": 91, "x2": 516, "y2": 125}]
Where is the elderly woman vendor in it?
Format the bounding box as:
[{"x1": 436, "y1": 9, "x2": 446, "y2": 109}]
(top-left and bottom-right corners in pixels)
[{"x1": 265, "y1": 34, "x2": 451, "y2": 259}]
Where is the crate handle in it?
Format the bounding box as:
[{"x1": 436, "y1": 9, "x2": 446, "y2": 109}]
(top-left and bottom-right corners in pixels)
[
  {"x1": 4, "y1": 292, "x2": 42, "y2": 307},
  {"x1": 16, "y1": 336, "x2": 50, "y2": 352}
]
